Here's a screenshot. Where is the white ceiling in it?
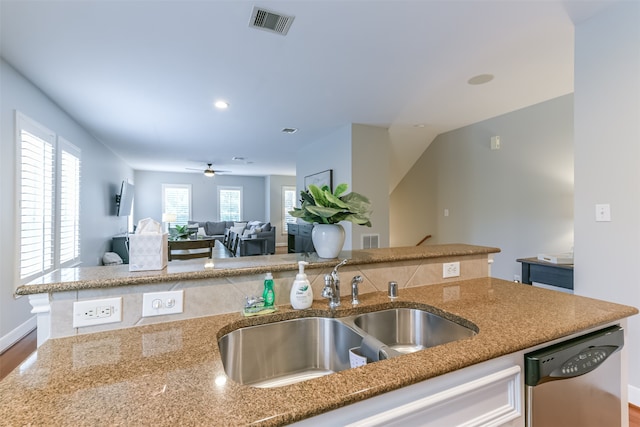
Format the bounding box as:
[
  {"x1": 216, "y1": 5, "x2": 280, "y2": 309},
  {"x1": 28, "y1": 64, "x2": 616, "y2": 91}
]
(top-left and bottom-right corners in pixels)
[{"x1": 0, "y1": 1, "x2": 615, "y2": 191}]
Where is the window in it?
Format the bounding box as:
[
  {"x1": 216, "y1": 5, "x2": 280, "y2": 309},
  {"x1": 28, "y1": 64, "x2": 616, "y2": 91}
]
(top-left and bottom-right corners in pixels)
[
  {"x1": 58, "y1": 139, "x2": 81, "y2": 265},
  {"x1": 282, "y1": 186, "x2": 296, "y2": 234},
  {"x1": 218, "y1": 186, "x2": 242, "y2": 221},
  {"x1": 17, "y1": 112, "x2": 81, "y2": 284},
  {"x1": 162, "y1": 184, "x2": 191, "y2": 226}
]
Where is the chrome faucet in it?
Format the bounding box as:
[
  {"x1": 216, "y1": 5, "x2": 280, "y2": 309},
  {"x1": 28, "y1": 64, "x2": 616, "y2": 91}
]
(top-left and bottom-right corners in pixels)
[
  {"x1": 322, "y1": 259, "x2": 348, "y2": 309},
  {"x1": 351, "y1": 275, "x2": 363, "y2": 306}
]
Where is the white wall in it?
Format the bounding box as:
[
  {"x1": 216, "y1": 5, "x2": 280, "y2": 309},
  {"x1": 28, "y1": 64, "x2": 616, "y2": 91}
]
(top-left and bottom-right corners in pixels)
[
  {"x1": 352, "y1": 124, "x2": 390, "y2": 249},
  {"x1": 573, "y1": 1, "x2": 640, "y2": 403},
  {"x1": 297, "y1": 124, "x2": 354, "y2": 248},
  {"x1": 296, "y1": 124, "x2": 391, "y2": 250},
  {"x1": 134, "y1": 171, "x2": 268, "y2": 225},
  {"x1": 0, "y1": 59, "x2": 133, "y2": 347},
  {"x1": 390, "y1": 94, "x2": 574, "y2": 281}
]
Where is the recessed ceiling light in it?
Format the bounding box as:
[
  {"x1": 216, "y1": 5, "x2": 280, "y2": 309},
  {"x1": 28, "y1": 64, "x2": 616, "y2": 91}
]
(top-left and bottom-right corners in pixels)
[
  {"x1": 214, "y1": 100, "x2": 229, "y2": 109},
  {"x1": 282, "y1": 127, "x2": 298, "y2": 134},
  {"x1": 467, "y1": 74, "x2": 494, "y2": 85}
]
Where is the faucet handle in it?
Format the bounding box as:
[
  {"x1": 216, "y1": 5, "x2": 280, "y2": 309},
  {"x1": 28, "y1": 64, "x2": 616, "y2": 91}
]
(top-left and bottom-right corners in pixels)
[
  {"x1": 321, "y1": 274, "x2": 334, "y2": 299},
  {"x1": 388, "y1": 281, "x2": 398, "y2": 299},
  {"x1": 351, "y1": 275, "x2": 363, "y2": 305}
]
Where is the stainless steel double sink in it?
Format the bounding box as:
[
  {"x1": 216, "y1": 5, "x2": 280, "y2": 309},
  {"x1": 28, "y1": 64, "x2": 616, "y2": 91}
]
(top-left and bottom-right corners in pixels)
[{"x1": 218, "y1": 307, "x2": 477, "y2": 388}]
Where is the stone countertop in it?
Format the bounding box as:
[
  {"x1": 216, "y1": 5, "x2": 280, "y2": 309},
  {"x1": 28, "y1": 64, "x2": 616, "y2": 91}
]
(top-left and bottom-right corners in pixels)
[
  {"x1": 2, "y1": 278, "x2": 636, "y2": 426},
  {"x1": 15, "y1": 244, "x2": 499, "y2": 295}
]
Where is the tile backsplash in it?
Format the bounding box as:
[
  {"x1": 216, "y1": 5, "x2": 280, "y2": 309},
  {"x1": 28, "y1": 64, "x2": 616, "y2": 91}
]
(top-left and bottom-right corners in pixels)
[{"x1": 49, "y1": 254, "x2": 489, "y2": 339}]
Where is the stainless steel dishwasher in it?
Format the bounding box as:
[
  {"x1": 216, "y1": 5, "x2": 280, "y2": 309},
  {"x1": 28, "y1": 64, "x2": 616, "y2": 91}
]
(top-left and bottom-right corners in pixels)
[{"x1": 525, "y1": 325, "x2": 624, "y2": 427}]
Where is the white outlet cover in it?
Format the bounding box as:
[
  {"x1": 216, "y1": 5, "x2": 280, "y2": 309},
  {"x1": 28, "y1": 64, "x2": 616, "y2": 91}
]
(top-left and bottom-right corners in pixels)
[
  {"x1": 142, "y1": 290, "x2": 184, "y2": 317},
  {"x1": 443, "y1": 261, "x2": 461, "y2": 278},
  {"x1": 73, "y1": 297, "x2": 123, "y2": 328}
]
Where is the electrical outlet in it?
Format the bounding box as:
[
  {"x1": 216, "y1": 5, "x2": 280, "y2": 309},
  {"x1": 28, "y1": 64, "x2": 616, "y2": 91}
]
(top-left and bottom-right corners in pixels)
[
  {"x1": 443, "y1": 261, "x2": 460, "y2": 278},
  {"x1": 142, "y1": 290, "x2": 184, "y2": 317},
  {"x1": 73, "y1": 297, "x2": 123, "y2": 328}
]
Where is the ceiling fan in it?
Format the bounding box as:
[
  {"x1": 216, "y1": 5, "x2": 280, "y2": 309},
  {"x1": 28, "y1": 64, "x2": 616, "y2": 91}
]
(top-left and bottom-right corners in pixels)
[{"x1": 186, "y1": 163, "x2": 230, "y2": 177}]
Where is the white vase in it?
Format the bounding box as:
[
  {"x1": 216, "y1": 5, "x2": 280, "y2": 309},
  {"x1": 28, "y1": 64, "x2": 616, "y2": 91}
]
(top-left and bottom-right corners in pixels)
[{"x1": 312, "y1": 224, "x2": 345, "y2": 258}]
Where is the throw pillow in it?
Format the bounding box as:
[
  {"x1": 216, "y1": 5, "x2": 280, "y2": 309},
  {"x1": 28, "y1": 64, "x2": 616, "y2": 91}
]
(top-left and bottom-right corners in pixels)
[
  {"x1": 230, "y1": 225, "x2": 245, "y2": 236},
  {"x1": 234, "y1": 222, "x2": 247, "y2": 229},
  {"x1": 206, "y1": 221, "x2": 227, "y2": 235},
  {"x1": 247, "y1": 220, "x2": 261, "y2": 227},
  {"x1": 261, "y1": 222, "x2": 272, "y2": 232},
  {"x1": 242, "y1": 229, "x2": 253, "y2": 238}
]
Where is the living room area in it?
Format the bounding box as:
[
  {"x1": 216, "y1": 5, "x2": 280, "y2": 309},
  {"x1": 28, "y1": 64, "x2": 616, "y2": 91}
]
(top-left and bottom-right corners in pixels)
[{"x1": 128, "y1": 169, "x2": 296, "y2": 260}]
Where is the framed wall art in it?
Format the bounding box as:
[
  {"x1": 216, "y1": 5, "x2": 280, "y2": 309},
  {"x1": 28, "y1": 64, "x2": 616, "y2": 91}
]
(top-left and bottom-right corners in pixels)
[{"x1": 304, "y1": 169, "x2": 333, "y2": 191}]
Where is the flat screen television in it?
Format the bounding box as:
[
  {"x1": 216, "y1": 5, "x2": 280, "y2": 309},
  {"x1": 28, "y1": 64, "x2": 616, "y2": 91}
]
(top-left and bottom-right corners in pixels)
[{"x1": 116, "y1": 181, "x2": 134, "y2": 216}]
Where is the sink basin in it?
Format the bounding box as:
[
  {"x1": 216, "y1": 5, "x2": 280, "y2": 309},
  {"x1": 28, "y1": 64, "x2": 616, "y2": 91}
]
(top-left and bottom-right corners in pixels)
[
  {"x1": 218, "y1": 317, "x2": 364, "y2": 388},
  {"x1": 352, "y1": 308, "x2": 476, "y2": 354},
  {"x1": 218, "y1": 307, "x2": 477, "y2": 388}
]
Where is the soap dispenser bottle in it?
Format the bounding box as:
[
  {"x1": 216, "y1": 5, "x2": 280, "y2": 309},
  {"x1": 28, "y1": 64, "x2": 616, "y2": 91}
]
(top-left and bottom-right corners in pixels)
[
  {"x1": 263, "y1": 272, "x2": 275, "y2": 307},
  {"x1": 290, "y1": 261, "x2": 313, "y2": 309}
]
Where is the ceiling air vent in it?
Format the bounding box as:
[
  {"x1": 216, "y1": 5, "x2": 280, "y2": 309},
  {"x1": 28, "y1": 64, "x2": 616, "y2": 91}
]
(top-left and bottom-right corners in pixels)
[{"x1": 249, "y1": 7, "x2": 295, "y2": 35}]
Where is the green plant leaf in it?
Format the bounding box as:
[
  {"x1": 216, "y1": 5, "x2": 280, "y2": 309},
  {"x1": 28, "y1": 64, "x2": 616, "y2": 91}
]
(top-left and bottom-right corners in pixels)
[
  {"x1": 324, "y1": 190, "x2": 348, "y2": 209},
  {"x1": 289, "y1": 183, "x2": 372, "y2": 227},
  {"x1": 334, "y1": 183, "x2": 348, "y2": 197}
]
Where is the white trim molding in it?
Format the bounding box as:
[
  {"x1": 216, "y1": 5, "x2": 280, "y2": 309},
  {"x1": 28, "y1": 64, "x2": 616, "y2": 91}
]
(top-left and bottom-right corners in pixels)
[
  {"x1": 629, "y1": 384, "x2": 640, "y2": 407},
  {"x1": 0, "y1": 315, "x2": 36, "y2": 353},
  {"x1": 28, "y1": 293, "x2": 51, "y2": 347}
]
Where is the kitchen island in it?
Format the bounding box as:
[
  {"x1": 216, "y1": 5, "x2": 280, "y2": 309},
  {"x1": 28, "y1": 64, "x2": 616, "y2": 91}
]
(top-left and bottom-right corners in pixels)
[{"x1": 1, "y1": 277, "x2": 636, "y2": 426}]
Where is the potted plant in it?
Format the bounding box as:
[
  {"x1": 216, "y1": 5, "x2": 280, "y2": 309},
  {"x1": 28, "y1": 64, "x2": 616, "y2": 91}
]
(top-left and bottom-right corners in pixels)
[
  {"x1": 171, "y1": 224, "x2": 196, "y2": 240},
  {"x1": 289, "y1": 183, "x2": 372, "y2": 258}
]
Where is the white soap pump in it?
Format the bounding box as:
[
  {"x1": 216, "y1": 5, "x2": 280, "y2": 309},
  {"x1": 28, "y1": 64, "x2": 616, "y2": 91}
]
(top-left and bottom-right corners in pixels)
[{"x1": 290, "y1": 261, "x2": 313, "y2": 309}]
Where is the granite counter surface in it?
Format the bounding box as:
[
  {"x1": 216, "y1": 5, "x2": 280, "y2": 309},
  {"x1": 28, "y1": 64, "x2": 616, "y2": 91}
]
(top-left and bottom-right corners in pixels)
[
  {"x1": 2, "y1": 278, "x2": 636, "y2": 426},
  {"x1": 16, "y1": 243, "x2": 499, "y2": 295}
]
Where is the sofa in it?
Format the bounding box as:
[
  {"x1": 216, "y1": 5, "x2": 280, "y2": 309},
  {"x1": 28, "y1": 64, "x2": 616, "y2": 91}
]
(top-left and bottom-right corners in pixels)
[{"x1": 188, "y1": 220, "x2": 276, "y2": 255}]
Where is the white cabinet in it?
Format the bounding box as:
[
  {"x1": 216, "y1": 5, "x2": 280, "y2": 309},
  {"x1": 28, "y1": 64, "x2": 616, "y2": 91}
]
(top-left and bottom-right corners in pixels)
[{"x1": 293, "y1": 353, "x2": 524, "y2": 427}]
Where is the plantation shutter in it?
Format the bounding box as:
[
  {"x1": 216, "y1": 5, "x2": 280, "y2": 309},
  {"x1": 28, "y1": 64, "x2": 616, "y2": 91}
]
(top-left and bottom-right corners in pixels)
[
  {"x1": 19, "y1": 117, "x2": 55, "y2": 281},
  {"x1": 59, "y1": 138, "x2": 81, "y2": 265},
  {"x1": 219, "y1": 187, "x2": 242, "y2": 221},
  {"x1": 162, "y1": 184, "x2": 191, "y2": 226},
  {"x1": 283, "y1": 186, "x2": 296, "y2": 233}
]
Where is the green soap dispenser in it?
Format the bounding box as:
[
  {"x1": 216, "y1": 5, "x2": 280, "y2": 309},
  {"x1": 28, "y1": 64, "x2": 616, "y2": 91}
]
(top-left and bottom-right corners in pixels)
[{"x1": 262, "y1": 272, "x2": 275, "y2": 307}]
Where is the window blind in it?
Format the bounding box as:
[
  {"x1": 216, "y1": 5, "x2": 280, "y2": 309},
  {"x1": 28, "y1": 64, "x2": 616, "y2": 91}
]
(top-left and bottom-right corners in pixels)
[
  {"x1": 17, "y1": 113, "x2": 83, "y2": 285},
  {"x1": 59, "y1": 139, "x2": 81, "y2": 265},
  {"x1": 283, "y1": 186, "x2": 296, "y2": 233},
  {"x1": 162, "y1": 184, "x2": 191, "y2": 225},
  {"x1": 219, "y1": 187, "x2": 242, "y2": 221},
  {"x1": 19, "y1": 127, "x2": 55, "y2": 280}
]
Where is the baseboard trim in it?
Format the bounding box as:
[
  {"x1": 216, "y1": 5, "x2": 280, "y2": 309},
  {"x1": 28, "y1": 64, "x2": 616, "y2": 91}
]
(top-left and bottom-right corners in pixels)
[
  {"x1": 630, "y1": 384, "x2": 640, "y2": 407},
  {"x1": 0, "y1": 316, "x2": 36, "y2": 353}
]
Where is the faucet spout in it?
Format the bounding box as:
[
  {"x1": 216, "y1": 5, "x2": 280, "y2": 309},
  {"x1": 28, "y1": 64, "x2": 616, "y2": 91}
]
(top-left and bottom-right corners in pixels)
[{"x1": 322, "y1": 259, "x2": 348, "y2": 309}]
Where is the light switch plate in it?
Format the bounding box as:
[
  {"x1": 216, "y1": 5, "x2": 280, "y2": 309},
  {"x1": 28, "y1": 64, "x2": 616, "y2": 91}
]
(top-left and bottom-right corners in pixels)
[
  {"x1": 595, "y1": 204, "x2": 611, "y2": 222},
  {"x1": 142, "y1": 290, "x2": 184, "y2": 317}
]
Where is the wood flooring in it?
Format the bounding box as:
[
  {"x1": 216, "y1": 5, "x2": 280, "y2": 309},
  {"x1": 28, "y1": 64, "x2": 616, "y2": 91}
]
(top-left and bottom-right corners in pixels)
[
  {"x1": 0, "y1": 328, "x2": 37, "y2": 381},
  {"x1": 631, "y1": 404, "x2": 640, "y2": 427}
]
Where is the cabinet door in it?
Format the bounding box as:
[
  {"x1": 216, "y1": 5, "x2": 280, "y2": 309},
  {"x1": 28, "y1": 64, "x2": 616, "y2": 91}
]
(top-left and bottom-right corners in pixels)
[
  {"x1": 292, "y1": 355, "x2": 523, "y2": 427},
  {"x1": 347, "y1": 366, "x2": 521, "y2": 427}
]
